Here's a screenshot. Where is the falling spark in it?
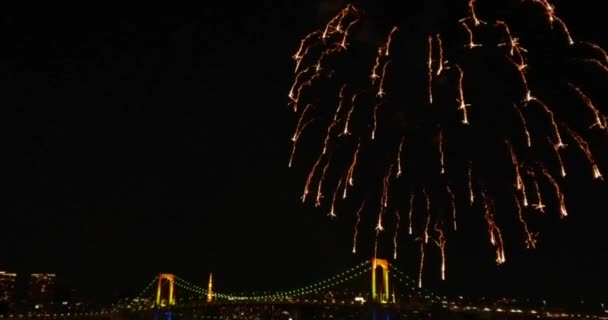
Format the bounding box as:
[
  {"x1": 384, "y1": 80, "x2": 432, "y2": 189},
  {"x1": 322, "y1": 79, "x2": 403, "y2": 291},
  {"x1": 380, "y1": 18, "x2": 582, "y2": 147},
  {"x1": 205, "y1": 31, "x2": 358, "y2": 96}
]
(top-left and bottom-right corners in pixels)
[
  {"x1": 460, "y1": 21, "x2": 482, "y2": 49},
  {"x1": 547, "y1": 137, "x2": 567, "y2": 177},
  {"x1": 514, "y1": 193, "x2": 537, "y2": 249},
  {"x1": 447, "y1": 185, "x2": 457, "y2": 231},
  {"x1": 525, "y1": 97, "x2": 565, "y2": 149},
  {"x1": 384, "y1": 27, "x2": 399, "y2": 56},
  {"x1": 344, "y1": 142, "x2": 361, "y2": 199},
  {"x1": 527, "y1": 169, "x2": 545, "y2": 213},
  {"x1": 396, "y1": 137, "x2": 405, "y2": 177},
  {"x1": 423, "y1": 189, "x2": 431, "y2": 244},
  {"x1": 342, "y1": 94, "x2": 357, "y2": 136},
  {"x1": 567, "y1": 83, "x2": 606, "y2": 130},
  {"x1": 433, "y1": 222, "x2": 447, "y2": 280},
  {"x1": 328, "y1": 177, "x2": 344, "y2": 218},
  {"x1": 460, "y1": 0, "x2": 486, "y2": 26},
  {"x1": 468, "y1": 162, "x2": 475, "y2": 205},
  {"x1": 289, "y1": 118, "x2": 313, "y2": 168},
  {"x1": 377, "y1": 60, "x2": 392, "y2": 98},
  {"x1": 435, "y1": 34, "x2": 448, "y2": 76},
  {"x1": 565, "y1": 127, "x2": 603, "y2": 180},
  {"x1": 438, "y1": 129, "x2": 446, "y2": 174},
  {"x1": 302, "y1": 153, "x2": 324, "y2": 203},
  {"x1": 427, "y1": 36, "x2": 434, "y2": 104},
  {"x1": 393, "y1": 210, "x2": 401, "y2": 259},
  {"x1": 481, "y1": 192, "x2": 506, "y2": 264},
  {"x1": 496, "y1": 20, "x2": 525, "y2": 57},
  {"x1": 339, "y1": 18, "x2": 360, "y2": 49},
  {"x1": 315, "y1": 155, "x2": 332, "y2": 208},
  {"x1": 408, "y1": 193, "x2": 414, "y2": 235},
  {"x1": 417, "y1": 240, "x2": 425, "y2": 288},
  {"x1": 371, "y1": 102, "x2": 383, "y2": 140},
  {"x1": 454, "y1": 65, "x2": 471, "y2": 124},
  {"x1": 541, "y1": 166, "x2": 568, "y2": 218},
  {"x1": 513, "y1": 104, "x2": 532, "y2": 147},
  {"x1": 352, "y1": 201, "x2": 365, "y2": 254}
]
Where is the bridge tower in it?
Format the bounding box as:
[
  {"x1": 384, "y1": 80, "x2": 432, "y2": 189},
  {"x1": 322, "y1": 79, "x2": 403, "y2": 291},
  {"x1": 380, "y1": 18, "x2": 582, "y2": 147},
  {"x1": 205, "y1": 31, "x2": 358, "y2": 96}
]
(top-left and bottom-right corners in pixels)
[
  {"x1": 206, "y1": 273, "x2": 214, "y2": 303},
  {"x1": 371, "y1": 258, "x2": 391, "y2": 304},
  {"x1": 156, "y1": 273, "x2": 176, "y2": 306}
]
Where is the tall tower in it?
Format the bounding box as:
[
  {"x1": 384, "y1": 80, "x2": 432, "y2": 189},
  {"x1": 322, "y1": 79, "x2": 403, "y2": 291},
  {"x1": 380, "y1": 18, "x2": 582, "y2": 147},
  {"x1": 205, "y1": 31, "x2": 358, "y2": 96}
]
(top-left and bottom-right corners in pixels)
[
  {"x1": 371, "y1": 258, "x2": 390, "y2": 304},
  {"x1": 206, "y1": 273, "x2": 213, "y2": 303},
  {"x1": 156, "y1": 274, "x2": 176, "y2": 306}
]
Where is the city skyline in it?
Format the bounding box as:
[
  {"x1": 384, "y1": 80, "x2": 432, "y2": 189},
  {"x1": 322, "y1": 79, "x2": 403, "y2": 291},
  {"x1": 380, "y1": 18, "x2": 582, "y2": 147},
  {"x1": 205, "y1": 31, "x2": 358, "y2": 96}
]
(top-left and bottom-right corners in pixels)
[{"x1": 1, "y1": 1, "x2": 607, "y2": 305}]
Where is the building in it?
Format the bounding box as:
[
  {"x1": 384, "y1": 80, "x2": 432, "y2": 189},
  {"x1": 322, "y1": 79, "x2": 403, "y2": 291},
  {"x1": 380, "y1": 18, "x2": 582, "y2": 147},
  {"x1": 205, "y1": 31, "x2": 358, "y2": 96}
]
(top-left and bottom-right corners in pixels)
[
  {"x1": 0, "y1": 272, "x2": 17, "y2": 303},
  {"x1": 0, "y1": 271, "x2": 17, "y2": 314},
  {"x1": 28, "y1": 274, "x2": 56, "y2": 309}
]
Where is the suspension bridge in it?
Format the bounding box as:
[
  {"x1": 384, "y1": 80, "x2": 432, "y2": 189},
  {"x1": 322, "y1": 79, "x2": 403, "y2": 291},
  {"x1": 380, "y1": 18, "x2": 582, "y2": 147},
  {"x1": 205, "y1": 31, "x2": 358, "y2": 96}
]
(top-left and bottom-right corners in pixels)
[{"x1": 106, "y1": 258, "x2": 447, "y2": 320}]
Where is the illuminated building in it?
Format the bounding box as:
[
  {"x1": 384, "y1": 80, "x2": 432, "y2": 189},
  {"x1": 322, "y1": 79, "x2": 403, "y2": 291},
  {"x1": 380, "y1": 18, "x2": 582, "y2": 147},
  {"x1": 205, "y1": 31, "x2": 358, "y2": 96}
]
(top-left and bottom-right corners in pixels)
[
  {"x1": 0, "y1": 271, "x2": 17, "y2": 303},
  {"x1": 28, "y1": 273, "x2": 56, "y2": 308}
]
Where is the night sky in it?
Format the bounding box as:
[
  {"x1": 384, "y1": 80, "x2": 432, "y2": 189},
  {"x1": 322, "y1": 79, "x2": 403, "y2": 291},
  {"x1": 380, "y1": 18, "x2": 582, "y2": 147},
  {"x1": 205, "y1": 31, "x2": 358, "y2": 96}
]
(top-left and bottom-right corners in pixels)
[{"x1": 2, "y1": 1, "x2": 607, "y2": 305}]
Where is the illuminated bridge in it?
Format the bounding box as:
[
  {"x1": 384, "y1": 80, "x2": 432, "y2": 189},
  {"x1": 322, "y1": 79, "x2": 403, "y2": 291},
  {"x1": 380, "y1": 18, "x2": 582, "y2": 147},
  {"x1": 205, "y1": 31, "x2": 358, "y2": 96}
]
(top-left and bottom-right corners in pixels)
[{"x1": 2, "y1": 259, "x2": 597, "y2": 320}]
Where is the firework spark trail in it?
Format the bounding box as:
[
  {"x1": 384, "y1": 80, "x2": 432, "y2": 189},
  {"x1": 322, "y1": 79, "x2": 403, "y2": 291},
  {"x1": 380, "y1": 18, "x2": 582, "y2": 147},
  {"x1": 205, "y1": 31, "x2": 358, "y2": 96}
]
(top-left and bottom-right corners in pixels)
[
  {"x1": 507, "y1": 56, "x2": 532, "y2": 103},
  {"x1": 578, "y1": 41, "x2": 608, "y2": 65},
  {"x1": 328, "y1": 177, "x2": 344, "y2": 218},
  {"x1": 541, "y1": 166, "x2": 568, "y2": 218},
  {"x1": 352, "y1": 201, "x2": 365, "y2": 254},
  {"x1": 342, "y1": 94, "x2": 357, "y2": 136},
  {"x1": 547, "y1": 137, "x2": 567, "y2": 177},
  {"x1": 371, "y1": 47, "x2": 385, "y2": 83},
  {"x1": 460, "y1": 21, "x2": 482, "y2": 49},
  {"x1": 525, "y1": 97, "x2": 566, "y2": 148},
  {"x1": 293, "y1": 71, "x2": 323, "y2": 107},
  {"x1": 322, "y1": 4, "x2": 355, "y2": 40},
  {"x1": 417, "y1": 240, "x2": 426, "y2": 288},
  {"x1": 381, "y1": 166, "x2": 394, "y2": 209},
  {"x1": 322, "y1": 120, "x2": 339, "y2": 155},
  {"x1": 315, "y1": 44, "x2": 344, "y2": 72},
  {"x1": 438, "y1": 129, "x2": 446, "y2": 174},
  {"x1": 468, "y1": 162, "x2": 475, "y2": 205},
  {"x1": 565, "y1": 127, "x2": 603, "y2": 179},
  {"x1": 423, "y1": 189, "x2": 431, "y2": 244},
  {"x1": 482, "y1": 192, "x2": 506, "y2": 264},
  {"x1": 396, "y1": 137, "x2": 405, "y2": 177},
  {"x1": 436, "y1": 34, "x2": 448, "y2": 76},
  {"x1": 567, "y1": 83, "x2": 606, "y2": 129},
  {"x1": 384, "y1": 27, "x2": 399, "y2": 56},
  {"x1": 514, "y1": 192, "x2": 537, "y2": 249},
  {"x1": 454, "y1": 65, "x2": 471, "y2": 124},
  {"x1": 293, "y1": 31, "x2": 321, "y2": 73},
  {"x1": 393, "y1": 210, "x2": 401, "y2": 259},
  {"x1": 433, "y1": 222, "x2": 447, "y2": 280},
  {"x1": 289, "y1": 118, "x2": 313, "y2": 168},
  {"x1": 377, "y1": 60, "x2": 392, "y2": 98},
  {"x1": 342, "y1": 142, "x2": 360, "y2": 201},
  {"x1": 302, "y1": 153, "x2": 324, "y2": 203},
  {"x1": 576, "y1": 59, "x2": 608, "y2": 76},
  {"x1": 496, "y1": 20, "x2": 526, "y2": 57},
  {"x1": 427, "y1": 36, "x2": 434, "y2": 104},
  {"x1": 408, "y1": 193, "x2": 414, "y2": 235},
  {"x1": 288, "y1": 67, "x2": 314, "y2": 105},
  {"x1": 334, "y1": 85, "x2": 349, "y2": 121},
  {"x1": 340, "y1": 18, "x2": 360, "y2": 49},
  {"x1": 513, "y1": 104, "x2": 532, "y2": 147},
  {"x1": 460, "y1": 0, "x2": 486, "y2": 26},
  {"x1": 553, "y1": 16, "x2": 574, "y2": 45},
  {"x1": 505, "y1": 140, "x2": 526, "y2": 194},
  {"x1": 527, "y1": 168, "x2": 546, "y2": 213},
  {"x1": 315, "y1": 155, "x2": 333, "y2": 208},
  {"x1": 447, "y1": 185, "x2": 457, "y2": 231},
  {"x1": 371, "y1": 102, "x2": 383, "y2": 140}
]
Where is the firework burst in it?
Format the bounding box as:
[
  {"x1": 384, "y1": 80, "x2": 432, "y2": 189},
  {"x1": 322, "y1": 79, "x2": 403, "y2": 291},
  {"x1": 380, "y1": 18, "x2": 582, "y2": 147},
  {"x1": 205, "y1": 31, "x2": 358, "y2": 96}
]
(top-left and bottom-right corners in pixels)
[{"x1": 287, "y1": 0, "x2": 607, "y2": 287}]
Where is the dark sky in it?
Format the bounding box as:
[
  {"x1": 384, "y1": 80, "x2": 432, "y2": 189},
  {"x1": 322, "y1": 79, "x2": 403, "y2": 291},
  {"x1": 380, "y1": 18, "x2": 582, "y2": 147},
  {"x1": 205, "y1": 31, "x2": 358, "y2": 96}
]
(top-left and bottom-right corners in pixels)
[{"x1": 1, "y1": 1, "x2": 607, "y2": 305}]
